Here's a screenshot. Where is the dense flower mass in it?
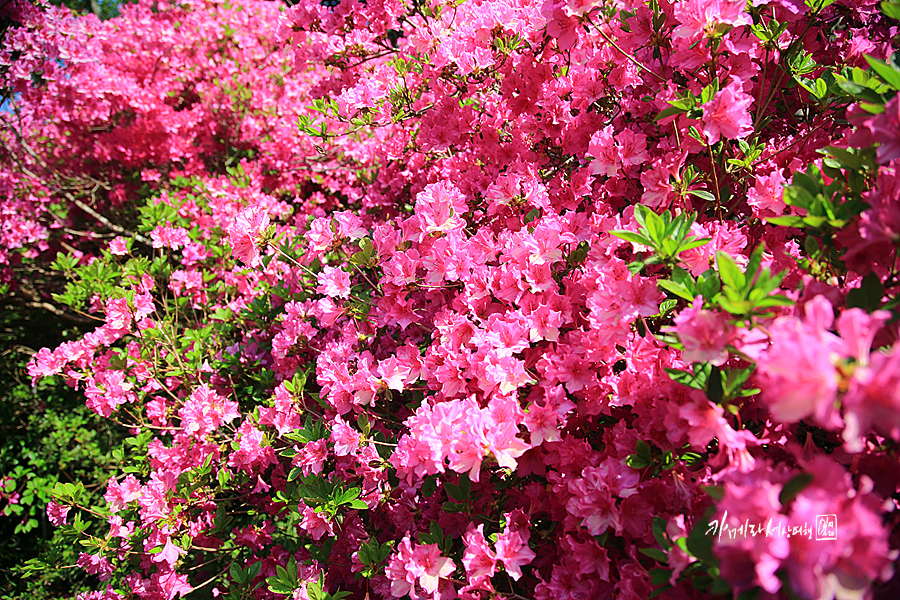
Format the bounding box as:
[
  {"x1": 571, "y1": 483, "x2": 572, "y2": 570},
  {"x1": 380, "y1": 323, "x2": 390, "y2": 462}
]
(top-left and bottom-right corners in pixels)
[{"x1": 3, "y1": 0, "x2": 900, "y2": 599}]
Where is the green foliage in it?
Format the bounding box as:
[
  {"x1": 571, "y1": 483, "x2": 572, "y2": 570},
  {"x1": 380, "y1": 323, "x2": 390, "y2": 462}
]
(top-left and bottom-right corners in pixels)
[
  {"x1": 625, "y1": 439, "x2": 678, "y2": 476},
  {"x1": 0, "y1": 306, "x2": 127, "y2": 599},
  {"x1": 658, "y1": 244, "x2": 792, "y2": 319},
  {"x1": 665, "y1": 363, "x2": 760, "y2": 405},
  {"x1": 767, "y1": 163, "x2": 868, "y2": 232},
  {"x1": 610, "y1": 205, "x2": 710, "y2": 272}
]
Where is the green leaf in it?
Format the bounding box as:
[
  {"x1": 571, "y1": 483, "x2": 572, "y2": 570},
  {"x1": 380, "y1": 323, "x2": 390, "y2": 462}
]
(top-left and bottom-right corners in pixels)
[
  {"x1": 814, "y1": 77, "x2": 828, "y2": 99},
  {"x1": 649, "y1": 567, "x2": 673, "y2": 586},
  {"x1": 678, "y1": 237, "x2": 712, "y2": 252},
  {"x1": 779, "y1": 473, "x2": 814, "y2": 506},
  {"x1": 639, "y1": 548, "x2": 670, "y2": 563},
  {"x1": 685, "y1": 516, "x2": 718, "y2": 564},
  {"x1": 723, "y1": 366, "x2": 755, "y2": 395},
  {"x1": 766, "y1": 215, "x2": 808, "y2": 228},
  {"x1": 784, "y1": 183, "x2": 817, "y2": 208},
  {"x1": 821, "y1": 146, "x2": 863, "y2": 170},
  {"x1": 459, "y1": 472, "x2": 471, "y2": 497},
  {"x1": 358, "y1": 540, "x2": 375, "y2": 565},
  {"x1": 649, "y1": 585, "x2": 674, "y2": 599},
  {"x1": 610, "y1": 230, "x2": 653, "y2": 247},
  {"x1": 686, "y1": 189, "x2": 715, "y2": 202},
  {"x1": 636, "y1": 439, "x2": 653, "y2": 462},
  {"x1": 665, "y1": 364, "x2": 710, "y2": 390},
  {"x1": 357, "y1": 413, "x2": 371, "y2": 436},
  {"x1": 643, "y1": 210, "x2": 665, "y2": 244},
  {"x1": 882, "y1": 0, "x2": 900, "y2": 19},
  {"x1": 716, "y1": 252, "x2": 745, "y2": 291},
  {"x1": 753, "y1": 295, "x2": 794, "y2": 308},
  {"x1": 267, "y1": 578, "x2": 294, "y2": 595},
  {"x1": 658, "y1": 279, "x2": 695, "y2": 301},
  {"x1": 656, "y1": 106, "x2": 689, "y2": 121},
  {"x1": 705, "y1": 366, "x2": 724, "y2": 403},
  {"x1": 626, "y1": 454, "x2": 650, "y2": 469},
  {"x1": 445, "y1": 482, "x2": 466, "y2": 501},
  {"x1": 702, "y1": 485, "x2": 724, "y2": 501},
  {"x1": 231, "y1": 562, "x2": 246, "y2": 584},
  {"x1": 652, "y1": 516, "x2": 672, "y2": 550},
  {"x1": 697, "y1": 270, "x2": 721, "y2": 300},
  {"x1": 865, "y1": 55, "x2": 900, "y2": 91},
  {"x1": 846, "y1": 271, "x2": 884, "y2": 312}
]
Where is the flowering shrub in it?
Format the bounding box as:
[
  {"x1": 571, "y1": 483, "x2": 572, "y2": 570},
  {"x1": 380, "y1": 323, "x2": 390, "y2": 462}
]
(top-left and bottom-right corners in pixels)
[{"x1": 4, "y1": 0, "x2": 900, "y2": 598}]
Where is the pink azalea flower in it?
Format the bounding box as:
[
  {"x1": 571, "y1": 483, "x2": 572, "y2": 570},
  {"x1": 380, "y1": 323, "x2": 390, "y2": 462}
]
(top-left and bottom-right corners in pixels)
[
  {"x1": 702, "y1": 78, "x2": 754, "y2": 144},
  {"x1": 409, "y1": 544, "x2": 455, "y2": 594},
  {"x1": 316, "y1": 266, "x2": 352, "y2": 298},
  {"x1": 462, "y1": 524, "x2": 497, "y2": 580},
  {"x1": 330, "y1": 417, "x2": 361, "y2": 456},
  {"x1": 757, "y1": 296, "x2": 843, "y2": 426},
  {"x1": 671, "y1": 297, "x2": 733, "y2": 366},
  {"x1": 673, "y1": 0, "x2": 751, "y2": 39},
  {"x1": 495, "y1": 511, "x2": 535, "y2": 580},
  {"x1": 228, "y1": 207, "x2": 270, "y2": 266},
  {"x1": 108, "y1": 237, "x2": 129, "y2": 255},
  {"x1": 47, "y1": 501, "x2": 70, "y2": 526},
  {"x1": 77, "y1": 552, "x2": 114, "y2": 581},
  {"x1": 152, "y1": 536, "x2": 185, "y2": 566}
]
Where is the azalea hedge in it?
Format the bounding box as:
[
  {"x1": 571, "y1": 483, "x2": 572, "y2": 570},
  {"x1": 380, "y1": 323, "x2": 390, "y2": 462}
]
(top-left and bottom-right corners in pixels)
[{"x1": 3, "y1": 0, "x2": 900, "y2": 598}]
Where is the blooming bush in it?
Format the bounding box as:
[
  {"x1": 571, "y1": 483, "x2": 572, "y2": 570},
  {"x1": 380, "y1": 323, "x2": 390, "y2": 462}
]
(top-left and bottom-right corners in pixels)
[{"x1": 4, "y1": 0, "x2": 900, "y2": 598}]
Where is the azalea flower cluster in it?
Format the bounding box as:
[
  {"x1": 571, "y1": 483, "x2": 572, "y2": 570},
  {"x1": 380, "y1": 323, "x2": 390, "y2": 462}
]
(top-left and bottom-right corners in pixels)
[{"x1": 4, "y1": 0, "x2": 900, "y2": 599}]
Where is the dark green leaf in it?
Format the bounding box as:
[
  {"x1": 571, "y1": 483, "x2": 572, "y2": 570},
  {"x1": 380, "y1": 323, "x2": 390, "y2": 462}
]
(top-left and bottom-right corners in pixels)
[
  {"x1": 705, "y1": 366, "x2": 724, "y2": 403},
  {"x1": 652, "y1": 516, "x2": 671, "y2": 550},
  {"x1": 779, "y1": 473, "x2": 814, "y2": 506},
  {"x1": 639, "y1": 548, "x2": 670, "y2": 562}
]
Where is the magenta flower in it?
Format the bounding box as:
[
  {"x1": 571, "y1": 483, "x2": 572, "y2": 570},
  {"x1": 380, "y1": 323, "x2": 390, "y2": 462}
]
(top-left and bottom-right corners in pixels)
[
  {"x1": 702, "y1": 78, "x2": 754, "y2": 144},
  {"x1": 227, "y1": 207, "x2": 270, "y2": 266},
  {"x1": 47, "y1": 501, "x2": 70, "y2": 526},
  {"x1": 673, "y1": 0, "x2": 751, "y2": 39},
  {"x1": 672, "y1": 297, "x2": 733, "y2": 366}
]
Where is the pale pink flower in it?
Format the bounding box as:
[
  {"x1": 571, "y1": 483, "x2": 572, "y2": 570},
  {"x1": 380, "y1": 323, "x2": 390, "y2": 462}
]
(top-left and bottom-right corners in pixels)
[
  {"x1": 104, "y1": 475, "x2": 142, "y2": 513},
  {"x1": 299, "y1": 505, "x2": 334, "y2": 540},
  {"x1": 747, "y1": 170, "x2": 787, "y2": 216},
  {"x1": 415, "y1": 181, "x2": 467, "y2": 235},
  {"x1": 77, "y1": 552, "x2": 114, "y2": 581},
  {"x1": 178, "y1": 384, "x2": 240, "y2": 437},
  {"x1": 524, "y1": 402, "x2": 561, "y2": 446},
  {"x1": 105, "y1": 297, "x2": 131, "y2": 331},
  {"x1": 869, "y1": 94, "x2": 900, "y2": 163},
  {"x1": 292, "y1": 439, "x2": 328, "y2": 476},
  {"x1": 149, "y1": 226, "x2": 190, "y2": 250},
  {"x1": 587, "y1": 125, "x2": 620, "y2": 177}
]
